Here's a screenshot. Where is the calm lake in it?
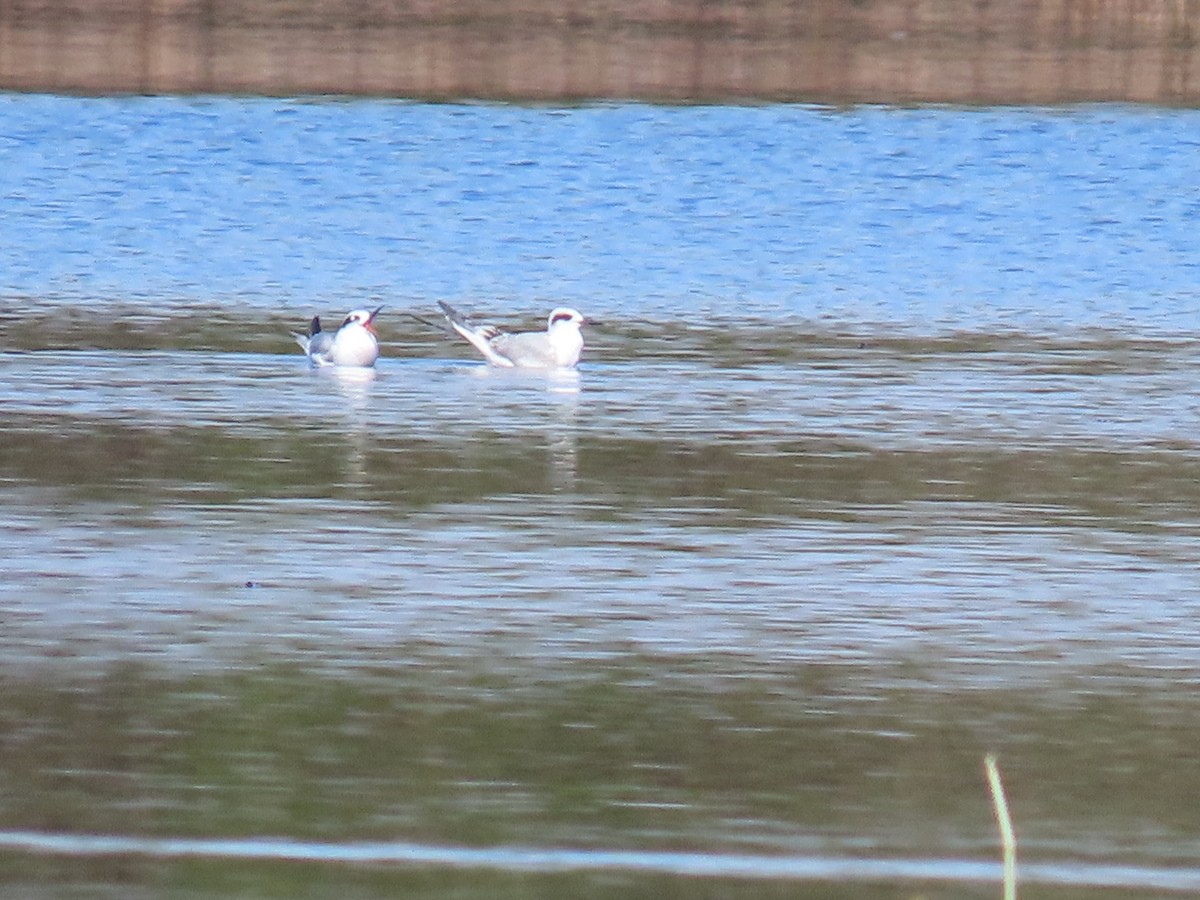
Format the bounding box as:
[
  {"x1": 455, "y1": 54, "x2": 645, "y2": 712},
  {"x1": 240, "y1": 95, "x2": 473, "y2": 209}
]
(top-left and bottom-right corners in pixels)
[{"x1": 2, "y1": 96, "x2": 1200, "y2": 899}]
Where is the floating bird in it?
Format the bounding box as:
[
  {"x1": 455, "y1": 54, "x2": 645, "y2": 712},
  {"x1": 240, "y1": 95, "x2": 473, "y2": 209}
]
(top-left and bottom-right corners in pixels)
[
  {"x1": 437, "y1": 301, "x2": 587, "y2": 369},
  {"x1": 292, "y1": 307, "x2": 382, "y2": 368}
]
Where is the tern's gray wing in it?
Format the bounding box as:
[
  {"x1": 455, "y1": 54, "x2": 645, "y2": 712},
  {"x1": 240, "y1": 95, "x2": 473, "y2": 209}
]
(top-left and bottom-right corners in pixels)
[
  {"x1": 293, "y1": 330, "x2": 335, "y2": 365},
  {"x1": 489, "y1": 331, "x2": 558, "y2": 368},
  {"x1": 438, "y1": 301, "x2": 516, "y2": 367},
  {"x1": 309, "y1": 332, "x2": 335, "y2": 355},
  {"x1": 292, "y1": 315, "x2": 335, "y2": 362}
]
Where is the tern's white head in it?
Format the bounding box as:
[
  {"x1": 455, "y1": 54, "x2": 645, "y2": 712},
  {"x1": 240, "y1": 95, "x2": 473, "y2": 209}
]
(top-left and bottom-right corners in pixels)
[
  {"x1": 341, "y1": 307, "x2": 382, "y2": 335},
  {"x1": 547, "y1": 308, "x2": 585, "y2": 331}
]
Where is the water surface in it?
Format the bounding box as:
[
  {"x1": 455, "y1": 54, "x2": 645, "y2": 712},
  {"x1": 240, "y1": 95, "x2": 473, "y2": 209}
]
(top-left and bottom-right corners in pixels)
[{"x1": 1, "y1": 97, "x2": 1200, "y2": 898}]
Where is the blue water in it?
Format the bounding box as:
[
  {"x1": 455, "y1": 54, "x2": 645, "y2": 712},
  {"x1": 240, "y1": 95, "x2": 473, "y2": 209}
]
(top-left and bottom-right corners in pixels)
[{"x1": 3, "y1": 97, "x2": 1199, "y2": 334}]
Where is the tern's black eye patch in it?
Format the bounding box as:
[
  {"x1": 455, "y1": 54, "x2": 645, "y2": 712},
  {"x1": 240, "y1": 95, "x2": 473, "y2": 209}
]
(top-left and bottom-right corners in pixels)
[{"x1": 550, "y1": 312, "x2": 575, "y2": 325}]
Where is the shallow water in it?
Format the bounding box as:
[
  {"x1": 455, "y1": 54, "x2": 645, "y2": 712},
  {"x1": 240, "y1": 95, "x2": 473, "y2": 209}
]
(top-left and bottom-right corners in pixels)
[{"x1": 1, "y1": 96, "x2": 1200, "y2": 898}]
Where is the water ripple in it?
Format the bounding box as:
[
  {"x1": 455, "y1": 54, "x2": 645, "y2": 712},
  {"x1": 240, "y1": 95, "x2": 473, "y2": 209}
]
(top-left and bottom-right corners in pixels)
[{"x1": 2, "y1": 831, "x2": 1199, "y2": 892}]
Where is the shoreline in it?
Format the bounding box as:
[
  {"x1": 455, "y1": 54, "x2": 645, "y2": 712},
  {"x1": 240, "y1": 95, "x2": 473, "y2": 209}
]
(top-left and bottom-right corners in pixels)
[{"x1": 1, "y1": 0, "x2": 1198, "y2": 104}]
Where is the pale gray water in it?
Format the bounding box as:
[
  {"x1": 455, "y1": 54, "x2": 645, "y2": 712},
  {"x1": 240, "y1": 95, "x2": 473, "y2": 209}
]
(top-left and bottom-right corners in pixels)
[{"x1": 1, "y1": 97, "x2": 1200, "y2": 898}]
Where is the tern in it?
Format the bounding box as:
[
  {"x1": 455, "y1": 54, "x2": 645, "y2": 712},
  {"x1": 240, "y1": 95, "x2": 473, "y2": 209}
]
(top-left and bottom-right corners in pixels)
[
  {"x1": 437, "y1": 301, "x2": 587, "y2": 369},
  {"x1": 292, "y1": 307, "x2": 382, "y2": 368}
]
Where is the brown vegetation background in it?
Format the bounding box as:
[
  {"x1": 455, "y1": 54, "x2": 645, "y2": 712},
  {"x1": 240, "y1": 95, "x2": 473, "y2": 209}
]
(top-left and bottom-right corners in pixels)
[{"x1": 0, "y1": 0, "x2": 1197, "y2": 103}]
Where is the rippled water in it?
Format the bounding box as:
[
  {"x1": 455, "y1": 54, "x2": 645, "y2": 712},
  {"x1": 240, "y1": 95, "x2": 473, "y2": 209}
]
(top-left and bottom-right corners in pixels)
[{"x1": 2, "y1": 96, "x2": 1200, "y2": 898}]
